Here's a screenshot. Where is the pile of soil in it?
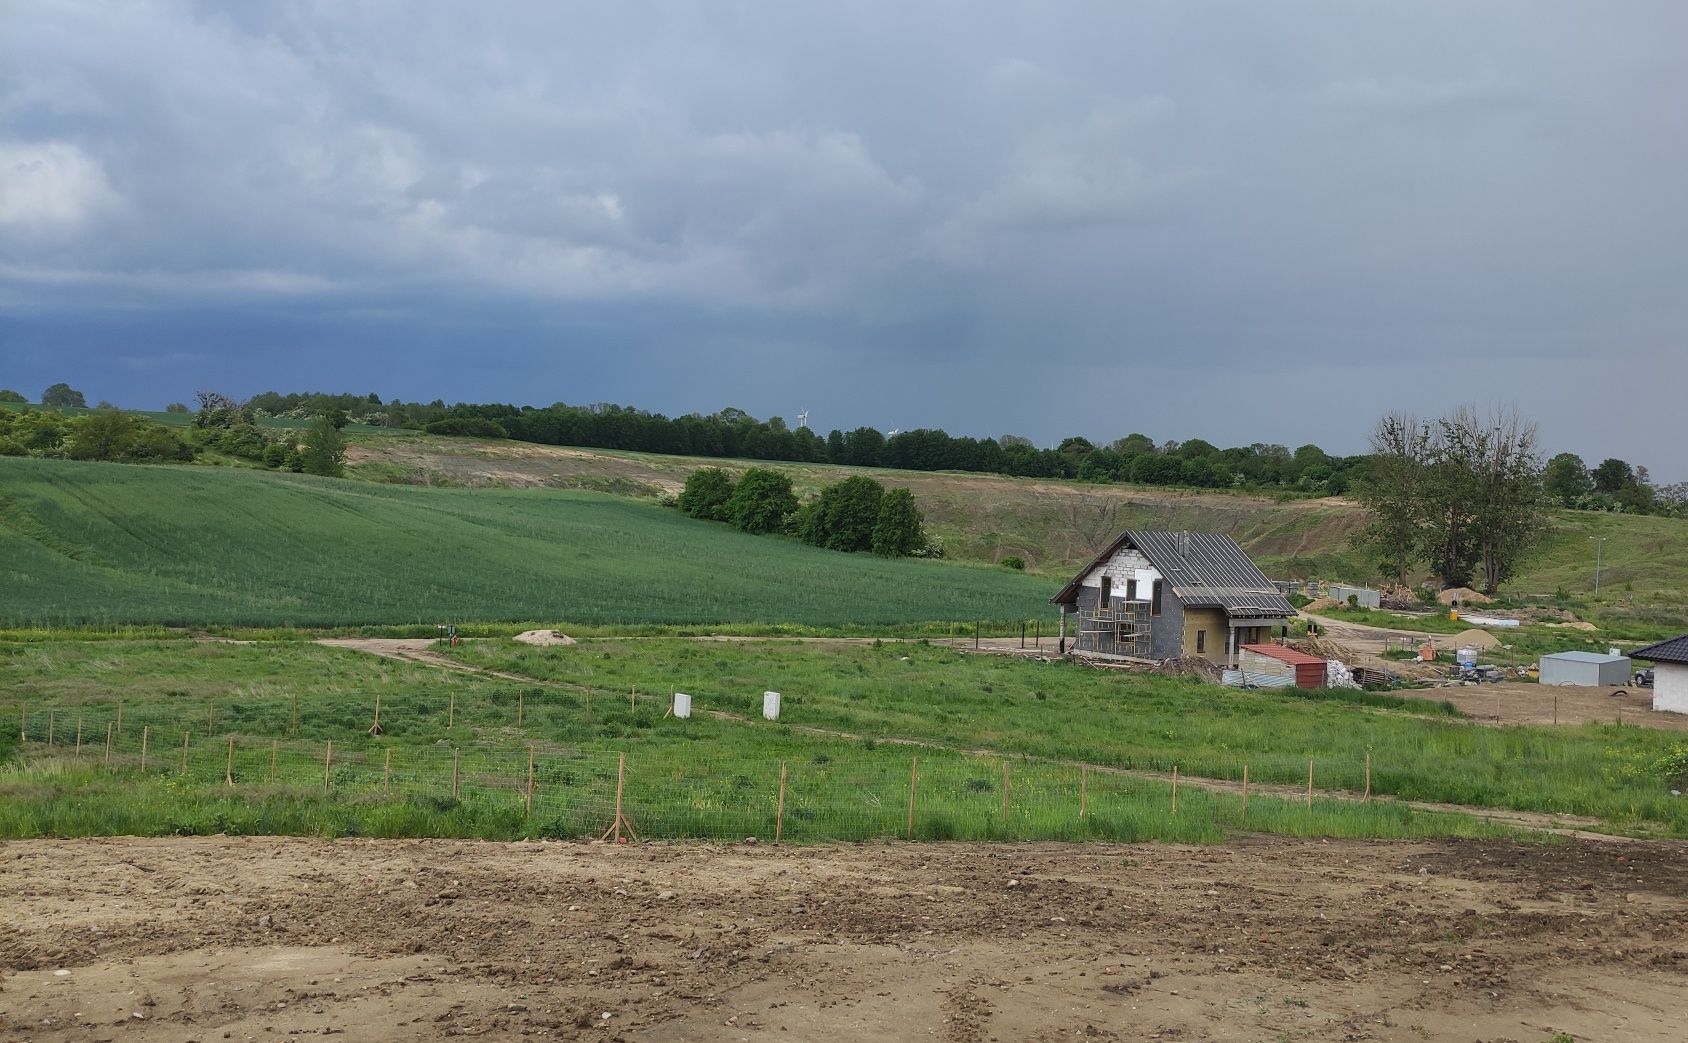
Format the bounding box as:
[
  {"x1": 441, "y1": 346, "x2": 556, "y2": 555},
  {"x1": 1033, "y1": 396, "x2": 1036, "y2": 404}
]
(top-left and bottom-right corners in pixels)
[
  {"x1": 1546, "y1": 620, "x2": 1601, "y2": 631},
  {"x1": 1301, "y1": 596, "x2": 1339, "y2": 613},
  {"x1": 1155, "y1": 656, "x2": 1223, "y2": 682},
  {"x1": 1437, "y1": 586, "x2": 1493, "y2": 606},
  {"x1": 1287, "y1": 636, "x2": 1363, "y2": 663},
  {"x1": 513, "y1": 629, "x2": 575, "y2": 646},
  {"x1": 1453, "y1": 628, "x2": 1503, "y2": 650}
]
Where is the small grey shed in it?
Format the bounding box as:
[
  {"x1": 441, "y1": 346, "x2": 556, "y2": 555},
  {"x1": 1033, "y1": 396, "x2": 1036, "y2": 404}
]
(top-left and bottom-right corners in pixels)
[{"x1": 1538, "y1": 650, "x2": 1631, "y2": 687}]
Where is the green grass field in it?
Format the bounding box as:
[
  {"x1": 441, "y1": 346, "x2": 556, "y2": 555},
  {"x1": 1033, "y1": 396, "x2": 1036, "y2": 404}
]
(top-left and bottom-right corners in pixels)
[
  {"x1": 0, "y1": 457, "x2": 1054, "y2": 628},
  {"x1": 7, "y1": 637, "x2": 1688, "y2": 845},
  {"x1": 0, "y1": 638, "x2": 1530, "y2": 844}
]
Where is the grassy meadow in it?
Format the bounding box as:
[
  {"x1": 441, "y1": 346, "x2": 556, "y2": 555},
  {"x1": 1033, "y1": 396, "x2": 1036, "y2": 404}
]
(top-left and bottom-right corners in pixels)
[
  {"x1": 3, "y1": 637, "x2": 1685, "y2": 844},
  {"x1": 0, "y1": 457, "x2": 1053, "y2": 628}
]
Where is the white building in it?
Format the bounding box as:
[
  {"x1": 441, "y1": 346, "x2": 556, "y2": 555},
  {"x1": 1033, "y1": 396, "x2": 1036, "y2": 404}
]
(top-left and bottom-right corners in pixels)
[{"x1": 1632, "y1": 636, "x2": 1688, "y2": 715}]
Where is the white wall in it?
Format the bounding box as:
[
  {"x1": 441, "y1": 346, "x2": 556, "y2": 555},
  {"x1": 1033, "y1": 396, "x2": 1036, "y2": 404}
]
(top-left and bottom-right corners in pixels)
[
  {"x1": 1653, "y1": 662, "x2": 1688, "y2": 715},
  {"x1": 1081, "y1": 547, "x2": 1160, "y2": 596}
]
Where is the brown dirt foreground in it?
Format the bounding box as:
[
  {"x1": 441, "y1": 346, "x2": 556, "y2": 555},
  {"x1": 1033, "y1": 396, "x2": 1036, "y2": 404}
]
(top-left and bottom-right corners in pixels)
[{"x1": 3, "y1": 837, "x2": 1685, "y2": 1043}]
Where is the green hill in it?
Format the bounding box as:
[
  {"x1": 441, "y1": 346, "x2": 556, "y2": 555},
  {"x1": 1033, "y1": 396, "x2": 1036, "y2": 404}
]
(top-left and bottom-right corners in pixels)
[
  {"x1": 343, "y1": 432, "x2": 1688, "y2": 624},
  {"x1": 0, "y1": 458, "x2": 1054, "y2": 628}
]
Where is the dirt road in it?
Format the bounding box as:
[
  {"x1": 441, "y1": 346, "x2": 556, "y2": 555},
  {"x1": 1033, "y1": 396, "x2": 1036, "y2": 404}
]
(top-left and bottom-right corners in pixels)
[
  {"x1": 3, "y1": 835, "x2": 1683, "y2": 1042},
  {"x1": 1432, "y1": 680, "x2": 1688, "y2": 732}
]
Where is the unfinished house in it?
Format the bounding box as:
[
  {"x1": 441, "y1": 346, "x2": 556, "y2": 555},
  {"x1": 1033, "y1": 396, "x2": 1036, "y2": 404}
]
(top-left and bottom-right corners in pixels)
[{"x1": 1051, "y1": 530, "x2": 1296, "y2": 665}]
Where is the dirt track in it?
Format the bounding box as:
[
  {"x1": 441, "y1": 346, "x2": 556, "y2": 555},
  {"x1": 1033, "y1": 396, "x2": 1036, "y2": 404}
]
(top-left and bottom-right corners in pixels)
[{"x1": 3, "y1": 836, "x2": 1685, "y2": 1042}]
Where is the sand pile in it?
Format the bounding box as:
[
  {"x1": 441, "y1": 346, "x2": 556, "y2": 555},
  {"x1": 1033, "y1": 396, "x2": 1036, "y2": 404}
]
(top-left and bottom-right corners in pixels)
[
  {"x1": 1545, "y1": 621, "x2": 1600, "y2": 631},
  {"x1": 514, "y1": 629, "x2": 575, "y2": 647},
  {"x1": 1453, "y1": 628, "x2": 1502, "y2": 650},
  {"x1": 1302, "y1": 597, "x2": 1339, "y2": 613},
  {"x1": 1437, "y1": 586, "x2": 1492, "y2": 606}
]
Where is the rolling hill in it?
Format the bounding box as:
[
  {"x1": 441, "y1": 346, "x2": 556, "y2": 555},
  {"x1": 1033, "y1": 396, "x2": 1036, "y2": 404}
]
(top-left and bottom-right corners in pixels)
[
  {"x1": 0, "y1": 457, "x2": 1054, "y2": 628},
  {"x1": 342, "y1": 431, "x2": 1688, "y2": 622}
]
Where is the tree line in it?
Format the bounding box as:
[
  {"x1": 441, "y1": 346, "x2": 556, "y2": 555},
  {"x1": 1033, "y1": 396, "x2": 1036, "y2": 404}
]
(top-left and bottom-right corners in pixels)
[{"x1": 162, "y1": 389, "x2": 1375, "y2": 494}]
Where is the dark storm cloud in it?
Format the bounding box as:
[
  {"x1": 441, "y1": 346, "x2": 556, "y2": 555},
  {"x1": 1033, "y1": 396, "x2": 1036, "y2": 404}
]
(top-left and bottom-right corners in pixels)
[{"x1": 2, "y1": 1, "x2": 1685, "y2": 475}]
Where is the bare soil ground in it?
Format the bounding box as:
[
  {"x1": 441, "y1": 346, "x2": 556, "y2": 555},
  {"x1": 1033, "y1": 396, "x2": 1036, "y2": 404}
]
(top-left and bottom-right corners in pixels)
[
  {"x1": 1434, "y1": 680, "x2": 1688, "y2": 732},
  {"x1": 3, "y1": 835, "x2": 1684, "y2": 1043}
]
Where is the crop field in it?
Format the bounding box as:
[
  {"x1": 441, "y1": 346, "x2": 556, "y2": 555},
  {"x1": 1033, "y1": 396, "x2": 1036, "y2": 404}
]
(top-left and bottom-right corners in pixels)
[
  {"x1": 0, "y1": 457, "x2": 1053, "y2": 628},
  {"x1": 4, "y1": 636, "x2": 1686, "y2": 846}
]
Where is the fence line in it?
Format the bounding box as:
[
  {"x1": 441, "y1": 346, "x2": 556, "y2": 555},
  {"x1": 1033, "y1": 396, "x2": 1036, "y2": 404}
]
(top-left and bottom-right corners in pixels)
[{"x1": 6, "y1": 699, "x2": 1477, "y2": 844}]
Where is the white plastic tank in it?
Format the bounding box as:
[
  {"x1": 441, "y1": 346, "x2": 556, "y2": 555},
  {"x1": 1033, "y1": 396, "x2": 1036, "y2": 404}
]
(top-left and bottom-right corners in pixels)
[
  {"x1": 673, "y1": 692, "x2": 692, "y2": 719},
  {"x1": 1456, "y1": 646, "x2": 1478, "y2": 668},
  {"x1": 763, "y1": 691, "x2": 781, "y2": 721}
]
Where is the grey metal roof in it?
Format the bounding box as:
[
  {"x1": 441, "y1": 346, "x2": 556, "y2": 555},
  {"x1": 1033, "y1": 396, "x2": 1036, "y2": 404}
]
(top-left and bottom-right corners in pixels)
[
  {"x1": 1051, "y1": 530, "x2": 1295, "y2": 620},
  {"x1": 1631, "y1": 635, "x2": 1688, "y2": 664},
  {"x1": 1540, "y1": 650, "x2": 1628, "y2": 664}
]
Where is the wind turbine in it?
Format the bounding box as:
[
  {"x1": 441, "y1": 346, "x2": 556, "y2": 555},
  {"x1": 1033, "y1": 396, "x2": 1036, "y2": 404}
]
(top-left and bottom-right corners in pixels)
[{"x1": 796, "y1": 409, "x2": 809, "y2": 429}]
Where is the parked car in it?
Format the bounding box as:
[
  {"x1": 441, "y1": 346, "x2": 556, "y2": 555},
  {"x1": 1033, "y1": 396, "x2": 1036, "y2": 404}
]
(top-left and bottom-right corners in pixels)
[{"x1": 1634, "y1": 668, "x2": 1655, "y2": 688}]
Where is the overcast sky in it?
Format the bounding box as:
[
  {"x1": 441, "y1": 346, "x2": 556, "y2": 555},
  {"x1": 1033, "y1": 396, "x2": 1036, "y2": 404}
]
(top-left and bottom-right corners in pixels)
[{"x1": 3, "y1": 2, "x2": 1685, "y2": 476}]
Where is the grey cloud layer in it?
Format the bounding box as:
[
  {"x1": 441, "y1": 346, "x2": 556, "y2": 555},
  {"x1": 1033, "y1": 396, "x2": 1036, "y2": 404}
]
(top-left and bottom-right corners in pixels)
[{"x1": 2, "y1": 1, "x2": 1685, "y2": 474}]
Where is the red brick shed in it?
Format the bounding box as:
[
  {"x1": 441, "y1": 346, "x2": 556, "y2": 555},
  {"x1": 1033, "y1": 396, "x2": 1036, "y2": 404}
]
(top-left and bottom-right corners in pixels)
[{"x1": 1239, "y1": 644, "x2": 1327, "y2": 689}]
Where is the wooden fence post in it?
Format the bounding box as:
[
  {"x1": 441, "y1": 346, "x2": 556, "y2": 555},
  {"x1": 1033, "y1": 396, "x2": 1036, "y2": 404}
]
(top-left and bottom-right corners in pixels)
[
  {"x1": 447, "y1": 691, "x2": 456, "y2": 730},
  {"x1": 526, "y1": 746, "x2": 536, "y2": 817},
  {"x1": 1035, "y1": 619, "x2": 1041, "y2": 648},
  {"x1": 224, "y1": 735, "x2": 234, "y2": 786},
  {"x1": 140, "y1": 726, "x2": 149, "y2": 772},
  {"x1": 116, "y1": 700, "x2": 123, "y2": 736},
  {"x1": 974, "y1": 620, "x2": 980, "y2": 649},
  {"x1": 451, "y1": 747, "x2": 461, "y2": 798},
  {"x1": 104, "y1": 722, "x2": 113, "y2": 766},
  {"x1": 1306, "y1": 759, "x2": 1314, "y2": 808},
  {"x1": 907, "y1": 757, "x2": 919, "y2": 840},
  {"x1": 518, "y1": 689, "x2": 525, "y2": 728},
  {"x1": 1079, "y1": 764, "x2": 1088, "y2": 820},
  {"x1": 383, "y1": 748, "x2": 393, "y2": 795},
  {"x1": 1241, "y1": 764, "x2": 1248, "y2": 820},
  {"x1": 1002, "y1": 761, "x2": 1011, "y2": 823},
  {"x1": 208, "y1": 701, "x2": 215, "y2": 732},
  {"x1": 323, "y1": 740, "x2": 333, "y2": 791},
  {"x1": 1364, "y1": 752, "x2": 1371, "y2": 801},
  {"x1": 774, "y1": 761, "x2": 787, "y2": 845},
  {"x1": 76, "y1": 716, "x2": 83, "y2": 754},
  {"x1": 180, "y1": 730, "x2": 189, "y2": 773},
  {"x1": 1553, "y1": 695, "x2": 1559, "y2": 726},
  {"x1": 1171, "y1": 765, "x2": 1178, "y2": 814},
  {"x1": 370, "y1": 693, "x2": 383, "y2": 736},
  {"x1": 47, "y1": 708, "x2": 54, "y2": 747},
  {"x1": 270, "y1": 739, "x2": 278, "y2": 784}
]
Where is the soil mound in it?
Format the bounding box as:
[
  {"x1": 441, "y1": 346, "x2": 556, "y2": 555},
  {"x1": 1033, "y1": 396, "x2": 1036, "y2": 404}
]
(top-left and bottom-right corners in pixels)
[
  {"x1": 1453, "y1": 628, "x2": 1502, "y2": 650},
  {"x1": 1437, "y1": 586, "x2": 1492, "y2": 606},
  {"x1": 1545, "y1": 620, "x2": 1600, "y2": 631},
  {"x1": 513, "y1": 629, "x2": 575, "y2": 647},
  {"x1": 1302, "y1": 597, "x2": 1339, "y2": 613},
  {"x1": 1156, "y1": 657, "x2": 1223, "y2": 682}
]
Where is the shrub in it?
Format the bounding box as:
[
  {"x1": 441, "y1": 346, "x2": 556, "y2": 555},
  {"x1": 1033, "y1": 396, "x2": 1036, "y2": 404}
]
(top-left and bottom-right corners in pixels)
[
  {"x1": 726, "y1": 468, "x2": 797, "y2": 534},
  {"x1": 1000, "y1": 556, "x2": 1026, "y2": 571},
  {"x1": 872, "y1": 488, "x2": 926, "y2": 557},
  {"x1": 0, "y1": 389, "x2": 26, "y2": 403},
  {"x1": 677, "y1": 468, "x2": 736, "y2": 522},
  {"x1": 801, "y1": 475, "x2": 885, "y2": 552}
]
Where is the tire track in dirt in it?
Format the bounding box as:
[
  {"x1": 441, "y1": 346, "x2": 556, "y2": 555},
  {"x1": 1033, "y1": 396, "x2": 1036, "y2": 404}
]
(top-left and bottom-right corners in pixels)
[{"x1": 317, "y1": 638, "x2": 1631, "y2": 839}]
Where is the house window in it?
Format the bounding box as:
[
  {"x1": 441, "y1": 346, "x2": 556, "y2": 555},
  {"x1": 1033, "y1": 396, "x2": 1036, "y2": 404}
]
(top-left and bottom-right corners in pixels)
[
  {"x1": 1150, "y1": 579, "x2": 1163, "y2": 617},
  {"x1": 1195, "y1": 630, "x2": 1206, "y2": 654},
  {"x1": 1125, "y1": 578, "x2": 1138, "y2": 602},
  {"x1": 1099, "y1": 576, "x2": 1112, "y2": 604}
]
